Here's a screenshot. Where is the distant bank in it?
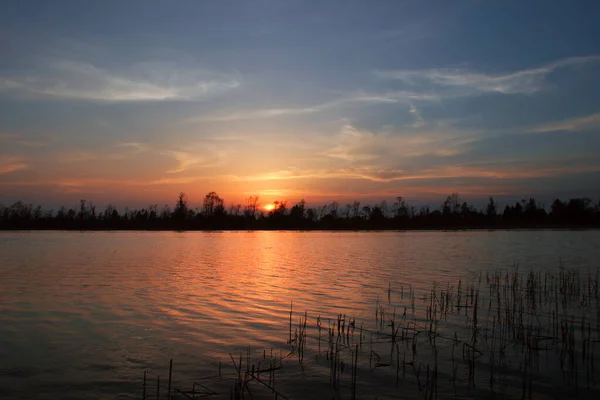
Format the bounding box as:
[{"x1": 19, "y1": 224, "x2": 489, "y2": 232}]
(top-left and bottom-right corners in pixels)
[{"x1": 2, "y1": 192, "x2": 599, "y2": 231}]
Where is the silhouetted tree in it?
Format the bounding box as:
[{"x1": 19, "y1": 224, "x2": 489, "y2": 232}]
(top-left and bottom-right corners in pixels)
[
  {"x1": 393, "y1": 196, "x2": 409, "y2": 219},
  {"x1": 361, "y1": 205, "x2": 371, "y2": 219},
  {"x1": 351, "y1": 201, "x2": 361, "y2": 219},
  {"x1": 229, "y1": 204, "x2": 242, "y2": 217},
  {"x1": 486, "y1": 197, "x2": 497, "y2": 217},
  {"x1": 3, "y1": 192, "x2": 600, "y2": 231},
  {"x1": 329, "y1": 201, "x2": 339, "y2": 219},
  {"x1": 148, "y1": 204, "x2": 158, "y2": 222},
  {"x1": 369, "y1": 204, "x2": 385, "y2": 223},
  {"x1": 290, "y1": 199, "x2": 306, "y2": 219},
  {"x1": 173, "y1": 192, "x2": 189, "y2": 222},
  {"x1": 442, "y1": 193, "x2": 461, "y2": 216},
  {"x1": 343, "y1": 203, "x2": 352, "y2": 219},
  {"x1": 551, "y1": 198, "x2": 566, "y2": 214},
  {"x1": 160, "y1": 204, "x2": 171, "y2": 221},
  {"x1": 202, "y1": 191, "x2": 224, "y2": 217},
  {"x1": 244, "y1": 196, "x2": 259, "y2": 219},
  {"x1": 306, "y1": 207, "x2": 317, "y2": 222}
]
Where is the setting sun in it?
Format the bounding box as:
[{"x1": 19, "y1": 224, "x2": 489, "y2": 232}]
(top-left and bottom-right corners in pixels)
[{"x1": 264, "y1": 204, "x2": 275, "y2": 211}]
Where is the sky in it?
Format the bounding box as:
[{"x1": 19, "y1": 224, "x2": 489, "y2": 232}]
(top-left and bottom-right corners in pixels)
[{"x1": 1, "y1": 0, "x2": 600, "y2": 210}]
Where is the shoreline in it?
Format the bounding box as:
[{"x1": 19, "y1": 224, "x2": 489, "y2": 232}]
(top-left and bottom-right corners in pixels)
[{"x1": 2, "y1": 226, "x2": 600, "y2": 232}]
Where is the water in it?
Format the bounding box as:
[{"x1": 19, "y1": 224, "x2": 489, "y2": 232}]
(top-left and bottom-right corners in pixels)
[{"x1": 0, "y1": 230, "x2": 599, "y2": 399}]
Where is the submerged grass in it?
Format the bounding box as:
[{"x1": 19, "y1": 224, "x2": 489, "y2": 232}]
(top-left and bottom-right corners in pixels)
[{"x1": 142, "y1": 264, "x2": 600, "y2": 399}]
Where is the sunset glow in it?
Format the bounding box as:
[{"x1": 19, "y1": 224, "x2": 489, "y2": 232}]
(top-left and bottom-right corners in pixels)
[
  {"x1": 0, "y1": 2, "x2": 599, "y2": 209},
  {"x1": 3, "y1": 3, "x2": 600, "y2": 400}
]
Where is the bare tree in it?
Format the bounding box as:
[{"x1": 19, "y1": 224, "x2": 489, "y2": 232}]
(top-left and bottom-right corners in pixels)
[
  {"x1": 352, "y1": 200, "x2": 361, "y2": 218},
  {"x1": 393, "y1": 196, "x2": 409, "y2": 218},
  {"x1": 203, "y1": 191, "x2": 224, "y2": 217},
  {"x1": 244, "y1": 196, "x2": 259, "y2": 218},
  {"x1": 229, "y1": 203, "x2": 242, "y2": 216},
  {"x1": 442, "y1": 193, "x2": 461, "y2": 215},
  {"x1": 174, "y1": 192, "x2": 189, "y2": 220}
]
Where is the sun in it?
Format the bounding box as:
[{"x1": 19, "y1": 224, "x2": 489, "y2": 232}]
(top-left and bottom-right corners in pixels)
[{"x1": 264, "y1": 204, "x2": 275, "y2": 211}]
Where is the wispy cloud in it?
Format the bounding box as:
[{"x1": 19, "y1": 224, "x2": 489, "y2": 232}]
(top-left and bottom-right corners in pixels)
[
  {"x1": 192, "y1": 91, "x2": 440, "y2": 122},
  {"x1": 53, "y1": 142, "x2": 150, "y2": 164},
  {"x1": 50, "y1": 178, "x2": 154, "y2": 192},
  {"x1": 56, "y1": 151, "x2": 100, "y2": 164},
  {"x1": 375, "y1": 55, "x2": 600, "y2": 95},
  {"x1": 149, "y1": 176, "x2": 207, "y2": 185},
  {"x1": 164, "y1": 150, "x2": 203, "y2": 174},
  {"x1": 0, "y1": 60, "x2": 240, "y2": 102},
  {"x1": 322, "y1": 124, "x2": 378, "y2": 162},
  {"x1": 232, "y1": 163, "x2": 600, "y2": 184},
  {"x1": 321, "y1": 123, "x2": 475, "y2": 164},
  {"x1": 409, "y1": 102, "x2": 425, "y2": 127},
  {"x1": 0, "y1": 155, "x2": 28, "y2": 174},
  {"x1": 196, "y1": 107, "x2": 318, "y2": 122},
  {"x1": 163, "y1": 146, "x2": 227, "y2": 174},
  {"x1": 0, "y1": 133, "x2": 49, "y2": 148},
  {"x1": 15, "y1": 140, "x2": 49, "y2": 148},
  {"x1": 115, "y1": 142, "x2": 150, "y2": 154},
  {"x1": 527, "y1": 112, "x2": 600, "y2": 133},
  {"x1": 232, "y1": 167, "x2": 407, "y2": 183},
  {"x1": 3, "y1": 176, "x2": 212, "y2": 189}
]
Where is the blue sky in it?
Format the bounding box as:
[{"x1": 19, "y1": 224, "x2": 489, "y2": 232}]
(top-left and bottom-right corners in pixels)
[{"x1": 1, "y1": 0, "x2": 600, "y2": 209}]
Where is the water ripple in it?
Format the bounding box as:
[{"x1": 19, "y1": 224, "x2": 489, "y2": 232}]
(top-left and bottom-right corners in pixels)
[{"x1": 1, "y1": 230, "x2": 599, "y2": 398}]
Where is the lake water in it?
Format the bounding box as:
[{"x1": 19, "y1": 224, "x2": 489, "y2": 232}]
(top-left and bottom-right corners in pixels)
[{"x1": 1, "y1": 230, "x2": 599, "y2": 399}]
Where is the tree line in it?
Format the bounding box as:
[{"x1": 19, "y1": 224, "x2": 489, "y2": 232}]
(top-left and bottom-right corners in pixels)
[{"x1": 1, "y1": 192, "x2": 599, "y2": 230}]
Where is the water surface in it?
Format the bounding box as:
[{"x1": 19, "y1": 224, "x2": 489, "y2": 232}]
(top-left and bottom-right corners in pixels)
[{"x1": 1, "y1": 230, "x2": 599, "y2": 399}]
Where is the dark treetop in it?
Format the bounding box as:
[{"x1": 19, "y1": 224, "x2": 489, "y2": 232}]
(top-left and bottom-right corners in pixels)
[{"x1": 2, "y1": 192, "x2": 600, "y2": 231}]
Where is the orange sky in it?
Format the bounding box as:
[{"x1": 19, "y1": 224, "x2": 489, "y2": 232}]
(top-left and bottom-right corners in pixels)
[{"x1": 2, "y1": 3, "x2": 600, "y2": 208}]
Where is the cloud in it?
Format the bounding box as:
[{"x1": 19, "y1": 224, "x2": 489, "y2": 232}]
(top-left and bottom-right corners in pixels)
[
  {"x1": 321, "y1": 123, "x2": 475, "y2": 164},
  {"x1": 115, "y1": 142, "x2": 150, "y2": 154},
  {"x1": 322, "y1": 124, "x2": 378, "y2": 162},
  {"x1": 51, "y1": 178, "x2": 152, "y2": 192},
  {"x1": 192, "y1": 90, "x2": 439, "y2": 122},
  {"x1": 0, "y1": 155, "x2": 28, "y2": 174},
  {"x1": 0, "y1": 60, "x2": 240, "y2": 102},
  {"x1": 374, "y1": 55, "x2": 600, "y2": 95},
  {"x1": 232, "y1": 163, "x2": 600, "y2": 184},
  {"x1": 0, "y1": 133, "x2": 49, "y2": 148},
  {"x1": 54, "y1": 143, "x2": 150, "y2": 164},
  {"x1": 56, "y1": 151, "x2": 101, "y2": 163},
  {"x1": 409, "y1": 102, "x2": 425, "y2": 127},
  {"x1": 234, "y1": 168, "x2": 408, "y2": 183},
  {"x1": 15, "y1": 140, "x2": 49, "y2": 148},
  {"x1": 527, "y1": 112, "x2": 600, "y2": 133},
  {"x1": 223, "y1": 118, "x2": 600, "y2": 185},
  {"x1": 2, "y1": 176, "x2": 210, "y2": 189},
  {"x1": 163, "y1": 146, "x2": 226, "y2": 174},
  {"x1": 164, "y1": 150, "x2": 203, "y2": 174},
  {"x1": 196, "y1": 107, "x2": 318, "y2": 122},
  {"x1": 149, "y1": 176, "x2": 206, "y2": 185}
]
